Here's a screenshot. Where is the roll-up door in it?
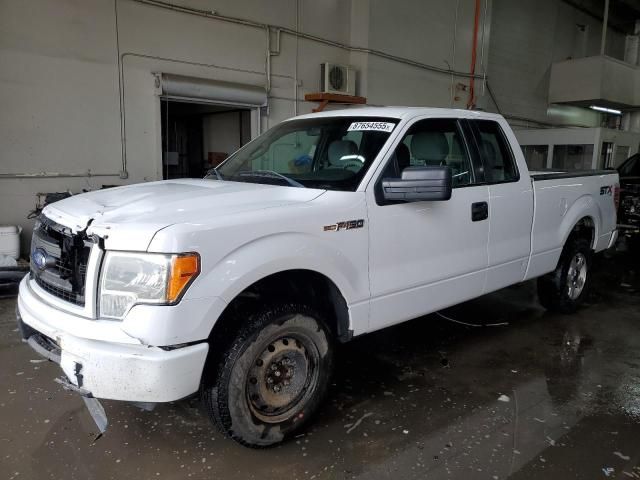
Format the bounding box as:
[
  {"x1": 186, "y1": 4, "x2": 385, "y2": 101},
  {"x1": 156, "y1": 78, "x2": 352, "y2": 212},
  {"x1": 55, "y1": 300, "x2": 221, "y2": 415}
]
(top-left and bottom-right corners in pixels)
[{"x1": 159, "y1": 74, "x2": 267, "y2": 108}]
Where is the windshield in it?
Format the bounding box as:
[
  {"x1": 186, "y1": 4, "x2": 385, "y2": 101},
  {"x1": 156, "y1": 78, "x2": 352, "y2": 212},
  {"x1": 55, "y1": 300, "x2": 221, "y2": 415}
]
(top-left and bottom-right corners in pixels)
[{"x1": 208, "y1": 116, "x2": 399, "y2": 191}]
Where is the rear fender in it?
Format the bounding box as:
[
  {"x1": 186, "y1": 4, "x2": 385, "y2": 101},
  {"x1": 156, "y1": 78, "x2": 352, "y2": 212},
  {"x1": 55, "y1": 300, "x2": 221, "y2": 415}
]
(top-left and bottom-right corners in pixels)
[{"x1": 559, "y1": 195, "x2": 600, "y2": 249}]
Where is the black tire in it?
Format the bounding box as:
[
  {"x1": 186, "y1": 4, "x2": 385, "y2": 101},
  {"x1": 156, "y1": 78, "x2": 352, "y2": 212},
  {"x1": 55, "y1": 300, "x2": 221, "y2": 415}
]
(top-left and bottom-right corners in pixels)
[
  {"x1": 537, "y1": 237, "x2": 592, "y2": 314},
  {"x1": 202, "y1": 303, "x2": 334, "y2": 447}
]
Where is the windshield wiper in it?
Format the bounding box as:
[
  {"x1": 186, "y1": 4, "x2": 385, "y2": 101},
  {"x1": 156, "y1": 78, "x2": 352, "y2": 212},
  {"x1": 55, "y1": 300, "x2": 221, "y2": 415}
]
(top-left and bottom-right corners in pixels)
[
  {"x1": 205, "y1": 167, "x2": 224, "y2": 181},
  {"x1": 236, "y1": 170, "x2": 306, "y2": 188}
]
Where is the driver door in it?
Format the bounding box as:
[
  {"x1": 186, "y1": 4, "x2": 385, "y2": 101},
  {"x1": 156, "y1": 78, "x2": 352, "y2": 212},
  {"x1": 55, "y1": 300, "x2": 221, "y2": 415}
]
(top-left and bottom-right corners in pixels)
[{"x1": 366, "y1": 117, "x2": 490, "y2": 332}]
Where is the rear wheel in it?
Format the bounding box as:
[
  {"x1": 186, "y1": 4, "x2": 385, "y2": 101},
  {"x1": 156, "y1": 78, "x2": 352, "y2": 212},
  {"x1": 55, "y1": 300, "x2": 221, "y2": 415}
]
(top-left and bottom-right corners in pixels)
[
  {"x1": 202, "y1": 303, "x2": 333, "y2": 447},
  {"x1": 538, "y1": 237, "x2": 592, "y2": 314}
]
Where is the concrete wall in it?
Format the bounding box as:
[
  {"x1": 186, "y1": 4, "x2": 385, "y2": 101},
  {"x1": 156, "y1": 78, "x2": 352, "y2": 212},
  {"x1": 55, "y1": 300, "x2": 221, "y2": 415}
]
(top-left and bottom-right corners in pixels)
[
  {"x1": 365, "y1": 0, "x2": 490, "y2": 110},
  {"x1": 2, "y1": 0, "x2": 627, "y2": 254},
  {"x1": 488, "y1": 0, "x2": 625, "y2": 128},
  {"x1": 1, "y1": 0, "x2": 493, "y2": 253}
]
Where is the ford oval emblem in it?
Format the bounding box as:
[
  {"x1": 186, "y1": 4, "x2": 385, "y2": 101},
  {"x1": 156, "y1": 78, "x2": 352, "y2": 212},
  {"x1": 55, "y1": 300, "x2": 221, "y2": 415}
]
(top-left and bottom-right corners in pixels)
[{"x1": 32, "y1": 248, "x2": 53, "y2": 271}]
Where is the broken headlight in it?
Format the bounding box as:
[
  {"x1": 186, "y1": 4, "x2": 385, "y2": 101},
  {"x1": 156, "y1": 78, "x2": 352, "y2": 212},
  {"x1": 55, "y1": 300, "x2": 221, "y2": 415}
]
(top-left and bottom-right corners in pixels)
[{"x1": 99, "y1": 251, "x2": 200, "y2": 319}]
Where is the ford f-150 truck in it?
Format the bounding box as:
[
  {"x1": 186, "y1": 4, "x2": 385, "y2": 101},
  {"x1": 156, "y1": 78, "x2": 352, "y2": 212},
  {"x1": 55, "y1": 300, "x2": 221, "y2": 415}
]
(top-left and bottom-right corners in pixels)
[{"x1": 16, "y1": 107, "x2": 619, "y2": 447}]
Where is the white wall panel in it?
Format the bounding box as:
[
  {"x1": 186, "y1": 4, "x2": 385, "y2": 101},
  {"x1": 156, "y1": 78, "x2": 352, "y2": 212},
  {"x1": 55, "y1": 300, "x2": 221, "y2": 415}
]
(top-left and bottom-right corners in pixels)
[
  {"x1": 488, "y1": 0, "x2": 626, "y2": 126},
  {"x1": 4, "y1": 0, "x2": 617, "y2": 253}
]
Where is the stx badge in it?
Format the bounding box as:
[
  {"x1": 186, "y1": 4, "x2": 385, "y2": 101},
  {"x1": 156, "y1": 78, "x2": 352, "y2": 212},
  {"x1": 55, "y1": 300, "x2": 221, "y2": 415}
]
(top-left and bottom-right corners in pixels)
[
  {"x1": 324, "y1": 219, "x2": 365, "y2": 232},
  {"x1": 600, "y1": 185, "x2": 612, "y2": 196}
]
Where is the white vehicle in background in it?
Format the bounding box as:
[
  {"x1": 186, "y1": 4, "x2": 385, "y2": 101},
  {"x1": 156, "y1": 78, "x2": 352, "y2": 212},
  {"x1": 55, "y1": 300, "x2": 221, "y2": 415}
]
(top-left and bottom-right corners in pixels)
[{"x1": 17, "y1": 107, "x2": 619, "y2": 447}]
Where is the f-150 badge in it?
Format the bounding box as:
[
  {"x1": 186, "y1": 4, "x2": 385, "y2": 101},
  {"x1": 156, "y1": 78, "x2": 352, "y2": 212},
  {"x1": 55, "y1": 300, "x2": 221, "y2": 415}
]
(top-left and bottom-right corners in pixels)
[{"x1": 324, "y1": 219, "x2": 365, "y2": 232}]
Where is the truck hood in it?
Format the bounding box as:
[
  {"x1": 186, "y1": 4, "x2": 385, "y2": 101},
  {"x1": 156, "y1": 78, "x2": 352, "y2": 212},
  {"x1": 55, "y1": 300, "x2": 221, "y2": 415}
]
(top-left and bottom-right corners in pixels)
[{"x1": 43, "y1": 179, "x2": 325, "y2": 251}]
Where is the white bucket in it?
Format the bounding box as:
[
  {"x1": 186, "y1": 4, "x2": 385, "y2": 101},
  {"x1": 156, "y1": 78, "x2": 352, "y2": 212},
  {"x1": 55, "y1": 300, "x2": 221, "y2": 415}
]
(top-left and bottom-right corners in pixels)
[{"x1": 0, "y1": 225, "x2": 22, "y2": 260}]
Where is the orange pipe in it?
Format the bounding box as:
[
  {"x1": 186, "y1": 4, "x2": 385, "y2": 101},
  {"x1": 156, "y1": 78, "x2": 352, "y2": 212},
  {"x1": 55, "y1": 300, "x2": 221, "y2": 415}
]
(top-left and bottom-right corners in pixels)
[{"x1": 467, "y1": 0, "x2": 481, "y2": 109}]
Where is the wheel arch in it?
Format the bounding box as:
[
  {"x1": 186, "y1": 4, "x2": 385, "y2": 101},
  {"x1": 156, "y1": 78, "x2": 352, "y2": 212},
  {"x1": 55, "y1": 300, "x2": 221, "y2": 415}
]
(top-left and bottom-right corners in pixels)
[
  {"x1": 199, "y1": 268, "x2": 351, "y2": 389},
  {"x1": 564, "y1": 215, "x2": 596, "y2": 250},
  {"x1": 560, "y1": 195, "x2": 600, "y2": 250}
]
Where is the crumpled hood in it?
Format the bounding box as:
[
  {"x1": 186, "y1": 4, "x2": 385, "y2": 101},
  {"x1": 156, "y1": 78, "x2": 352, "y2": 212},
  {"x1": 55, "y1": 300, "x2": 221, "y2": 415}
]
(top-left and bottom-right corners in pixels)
[{"x1": 43, "y1": 179, "x2": 325, "y2": 251}]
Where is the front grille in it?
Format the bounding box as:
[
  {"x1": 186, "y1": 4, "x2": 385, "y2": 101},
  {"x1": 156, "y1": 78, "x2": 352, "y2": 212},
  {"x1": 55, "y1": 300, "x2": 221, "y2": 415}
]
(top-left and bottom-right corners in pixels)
[
  {"x1": 30, "y1": 216, "x2": 92, "y2": 306},
  {"x1": 34, "y1": 275, "x2": 84, "y2": 305}
]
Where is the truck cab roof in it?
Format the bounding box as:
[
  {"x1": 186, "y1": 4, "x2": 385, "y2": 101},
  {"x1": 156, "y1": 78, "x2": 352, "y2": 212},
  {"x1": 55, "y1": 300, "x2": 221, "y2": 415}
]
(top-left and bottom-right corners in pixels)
[{"x1": 293, "y1": 106, "x2": 505, "y2": 122}]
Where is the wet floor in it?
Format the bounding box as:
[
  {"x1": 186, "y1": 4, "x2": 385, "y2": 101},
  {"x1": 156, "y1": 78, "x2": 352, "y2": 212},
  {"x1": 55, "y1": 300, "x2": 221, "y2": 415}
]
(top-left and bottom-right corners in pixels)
[{"x1": 1, "y1": 252, "x2": 639, "y2": 479}]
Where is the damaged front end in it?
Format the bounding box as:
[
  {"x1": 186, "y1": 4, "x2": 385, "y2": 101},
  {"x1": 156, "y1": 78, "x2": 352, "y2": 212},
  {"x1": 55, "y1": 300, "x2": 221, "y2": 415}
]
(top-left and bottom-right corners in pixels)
[
  {"x1": 30, "y1": 215, "x2": 95, "y2": 307},
  {"x1": 21, "y1": 215, "x2": 110, "y2": 434},
  {"x1": 17, "y1": 212, "x2": 209, "y2": 435},
  {"x1": 16, "y1": 305, "x2": 109, "y2": 435}
]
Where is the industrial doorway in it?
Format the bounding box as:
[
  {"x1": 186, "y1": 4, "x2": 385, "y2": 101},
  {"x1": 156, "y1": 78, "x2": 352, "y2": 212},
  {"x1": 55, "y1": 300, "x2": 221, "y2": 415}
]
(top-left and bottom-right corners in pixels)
[
  {"x1": 160, "y1": 99, "x2": 252, "y2": 180},
  {"x1": 157, "y1": 74, "x2": 267, "y2": 180}
]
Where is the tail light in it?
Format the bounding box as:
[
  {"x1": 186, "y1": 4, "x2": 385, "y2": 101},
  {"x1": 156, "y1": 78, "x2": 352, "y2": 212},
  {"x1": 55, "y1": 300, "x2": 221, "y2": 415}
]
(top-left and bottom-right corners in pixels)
[{"x1": 614, "y1": 184, "x2": 621, "y2": 210}]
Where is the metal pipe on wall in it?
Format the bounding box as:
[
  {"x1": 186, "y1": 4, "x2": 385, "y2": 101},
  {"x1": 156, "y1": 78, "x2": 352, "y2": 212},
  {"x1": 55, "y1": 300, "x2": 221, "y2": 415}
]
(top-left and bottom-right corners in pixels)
[
  {"x1": 4, "y1": 0, "x2": 489, "y2": 182},
  {"x1": 265, "y1": 26, "x2": 272, "y2": 94},
  {"x1": 479, "y1": 0, "x2": 489, "y2": 98},
  {"x1": 449, "y1": 0, "x2": 460, "y2": 108},
  {"x1": 294, "y1": 0, "x2": 300, "y2": 116},
  {"x1": 130, "y1": 0, "x2": 485, "y2": 81},
  {"x1": 600, "y1": 0, "x2": 610, "y2": 55},
  {"x1": 467, "y1": 0, "x2": 482, "y2": 109},
  {"x1": 114, "y1": 0, "x2": 128, "y2": 179},
  {"x1": 0, "y1": 172, "x2": 122, "y2": 179}
]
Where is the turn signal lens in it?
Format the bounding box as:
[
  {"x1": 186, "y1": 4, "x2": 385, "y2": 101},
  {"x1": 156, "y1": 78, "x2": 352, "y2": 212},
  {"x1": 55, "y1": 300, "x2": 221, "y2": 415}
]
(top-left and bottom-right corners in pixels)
[{"x1": 167, "y1": 253, "x2": 200, "y2": 302}]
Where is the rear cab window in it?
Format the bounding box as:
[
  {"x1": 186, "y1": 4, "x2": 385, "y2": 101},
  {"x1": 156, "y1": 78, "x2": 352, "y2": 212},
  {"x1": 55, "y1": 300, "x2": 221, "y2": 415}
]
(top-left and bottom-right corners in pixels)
[{"x1": 471, "y1": 120, "x2": 519, "y2": 183}]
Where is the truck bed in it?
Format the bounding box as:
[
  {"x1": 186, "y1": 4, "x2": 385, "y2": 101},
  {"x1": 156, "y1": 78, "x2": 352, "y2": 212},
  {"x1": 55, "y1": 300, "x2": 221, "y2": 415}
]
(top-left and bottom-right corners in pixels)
[{"x1": 524, "y1": 170, "x2": 619, "y2": 281}]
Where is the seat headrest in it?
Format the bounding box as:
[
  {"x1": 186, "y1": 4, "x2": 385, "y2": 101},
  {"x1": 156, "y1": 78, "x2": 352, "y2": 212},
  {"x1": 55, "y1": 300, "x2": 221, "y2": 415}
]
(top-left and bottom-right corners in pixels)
[
  {"x1": 411, "y1": 132, "x2": 449, "y2": 163},
  {"x1": 328, "y1": 140, "x2": 358, "y2": 164},
  {"x1": 481, "y1": 140, "x2": 497, "y2": 163}
]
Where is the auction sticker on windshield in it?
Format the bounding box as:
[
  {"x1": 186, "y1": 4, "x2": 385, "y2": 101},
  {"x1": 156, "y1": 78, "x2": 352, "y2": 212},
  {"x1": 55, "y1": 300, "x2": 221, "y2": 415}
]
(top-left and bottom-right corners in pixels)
[{"x1": 348, "y1": 122, "x2": 395, "y2": 132}]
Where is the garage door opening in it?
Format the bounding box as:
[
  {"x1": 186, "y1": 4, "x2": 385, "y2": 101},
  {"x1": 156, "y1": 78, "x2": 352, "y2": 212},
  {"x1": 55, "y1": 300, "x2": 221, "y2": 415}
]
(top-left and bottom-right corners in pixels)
[{"x1": 160, "y1": 99, "x2": 252, "y2": 180}]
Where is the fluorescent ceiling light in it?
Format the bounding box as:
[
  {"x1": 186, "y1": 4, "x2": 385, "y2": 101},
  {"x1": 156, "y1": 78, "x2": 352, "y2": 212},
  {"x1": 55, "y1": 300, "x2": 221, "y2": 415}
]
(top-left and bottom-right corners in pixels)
[{"x1": 589, "y1": 105, "x2": 622, "y2": 115}]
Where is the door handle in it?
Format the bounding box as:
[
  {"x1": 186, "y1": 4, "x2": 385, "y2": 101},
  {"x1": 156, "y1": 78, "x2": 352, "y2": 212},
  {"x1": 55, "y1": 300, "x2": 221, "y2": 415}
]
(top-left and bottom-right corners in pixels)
[{"x1": 471, "y1": 201, "x2": 488, "y2": 222}]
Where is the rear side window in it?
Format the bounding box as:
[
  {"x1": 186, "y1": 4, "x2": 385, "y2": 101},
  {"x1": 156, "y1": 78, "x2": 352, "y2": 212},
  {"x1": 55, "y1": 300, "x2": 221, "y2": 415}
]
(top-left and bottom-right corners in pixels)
[{"x1": 473, "y1": 120, "x2": 518, "y2": 183}]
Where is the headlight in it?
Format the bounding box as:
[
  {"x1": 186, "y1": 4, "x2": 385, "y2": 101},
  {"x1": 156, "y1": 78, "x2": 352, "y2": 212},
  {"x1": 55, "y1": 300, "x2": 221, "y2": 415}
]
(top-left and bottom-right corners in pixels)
[{"x1": 99, "y1": 251, "x2": 200, "y2": 319}]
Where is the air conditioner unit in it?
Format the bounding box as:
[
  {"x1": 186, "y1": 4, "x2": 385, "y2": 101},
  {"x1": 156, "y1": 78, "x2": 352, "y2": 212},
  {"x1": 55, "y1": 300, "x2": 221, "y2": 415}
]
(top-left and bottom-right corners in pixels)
[{"x1": 320, "y1": 63, "x2": 357, "y2": 96}]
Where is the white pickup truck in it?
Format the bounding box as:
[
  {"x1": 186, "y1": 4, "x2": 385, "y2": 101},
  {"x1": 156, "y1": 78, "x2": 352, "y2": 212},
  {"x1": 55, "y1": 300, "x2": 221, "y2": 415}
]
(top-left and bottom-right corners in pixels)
[{"x1": 17, "y1": 107, "x2": 619, "y2": 447}]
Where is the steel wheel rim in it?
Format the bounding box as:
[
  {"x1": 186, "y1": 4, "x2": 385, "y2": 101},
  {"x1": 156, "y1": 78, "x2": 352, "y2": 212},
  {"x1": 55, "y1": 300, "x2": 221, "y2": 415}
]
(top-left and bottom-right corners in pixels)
[
  {"x1": 567, "y1": 253, "x2": 587, "y2": 300},
  {"x1": 246, "y1": 333, "x2": 320, "y2": 424}
]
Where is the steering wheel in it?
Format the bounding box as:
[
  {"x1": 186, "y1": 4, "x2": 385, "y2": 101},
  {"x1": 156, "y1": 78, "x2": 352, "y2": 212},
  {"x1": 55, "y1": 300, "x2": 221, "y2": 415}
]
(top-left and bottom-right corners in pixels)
[{"x1": 342, "y1": 161, "x2": 363, "y2": 171}]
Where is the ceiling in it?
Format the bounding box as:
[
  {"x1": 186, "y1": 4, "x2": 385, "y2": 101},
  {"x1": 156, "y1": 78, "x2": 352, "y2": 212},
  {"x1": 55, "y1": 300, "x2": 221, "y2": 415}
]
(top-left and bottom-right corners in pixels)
[{"x1": 563, "y1": 0, "x2": 640, "y2": 34}]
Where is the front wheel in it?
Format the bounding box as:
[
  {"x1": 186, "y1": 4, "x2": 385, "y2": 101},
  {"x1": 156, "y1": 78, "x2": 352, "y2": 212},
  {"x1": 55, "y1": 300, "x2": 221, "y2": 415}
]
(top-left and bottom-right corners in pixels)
[
  {"x1": 202, "y1": 303, "x2": 334, "y2": 447},
  {"x1": 537, "y1": 237, "x2": 592, "y2": 314}
]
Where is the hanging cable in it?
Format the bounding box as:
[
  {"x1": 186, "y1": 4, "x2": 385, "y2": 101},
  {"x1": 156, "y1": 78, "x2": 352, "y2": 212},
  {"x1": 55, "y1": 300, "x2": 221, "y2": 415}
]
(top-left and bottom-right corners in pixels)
[{"x1": 436, "y1": 311, "x2": 509, "y2": 328}]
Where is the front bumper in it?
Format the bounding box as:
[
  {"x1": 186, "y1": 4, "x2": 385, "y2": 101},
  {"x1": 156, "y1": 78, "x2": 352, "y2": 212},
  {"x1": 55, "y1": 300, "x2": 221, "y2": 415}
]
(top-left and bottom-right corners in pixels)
[{"x1": 17, "y1": 277, "x2": 209, "y2": 403}]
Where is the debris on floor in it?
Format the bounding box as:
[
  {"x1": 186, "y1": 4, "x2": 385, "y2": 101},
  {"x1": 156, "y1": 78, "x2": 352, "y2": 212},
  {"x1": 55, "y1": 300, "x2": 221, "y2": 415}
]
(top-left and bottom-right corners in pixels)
[
  {"x1": 614, "y1": 451, "x2": 631, "y2": 461},
  {"x1": 345, "y1": 412, "x2": 372, "y2": 434}
]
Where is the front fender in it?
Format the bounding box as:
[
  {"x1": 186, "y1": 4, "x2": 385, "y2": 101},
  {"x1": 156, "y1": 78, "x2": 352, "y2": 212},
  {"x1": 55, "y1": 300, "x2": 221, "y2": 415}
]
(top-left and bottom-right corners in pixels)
[{"x1": 192, "y1": 232, "x2": 368, "y2": 306}]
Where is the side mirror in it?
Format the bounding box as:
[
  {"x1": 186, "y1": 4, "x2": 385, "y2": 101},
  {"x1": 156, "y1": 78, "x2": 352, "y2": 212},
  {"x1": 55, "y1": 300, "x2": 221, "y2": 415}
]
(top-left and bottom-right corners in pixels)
[{"x1": 382, "y1": 166, "x2": 452, "y2": 202}]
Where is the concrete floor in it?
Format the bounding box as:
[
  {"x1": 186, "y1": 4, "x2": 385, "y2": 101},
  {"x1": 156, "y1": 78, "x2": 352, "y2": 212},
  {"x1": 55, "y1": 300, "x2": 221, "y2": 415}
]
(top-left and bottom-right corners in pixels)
[{"x1": 1, "y1": 252, "x2": 639, "y2": 480}]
